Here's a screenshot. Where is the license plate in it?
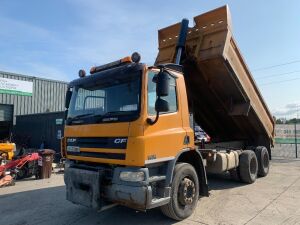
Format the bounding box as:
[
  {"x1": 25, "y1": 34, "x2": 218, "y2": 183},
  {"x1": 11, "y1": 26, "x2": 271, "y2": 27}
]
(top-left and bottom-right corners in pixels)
[{"x1": 67, "y1": 146, "x2": 80, "y2": 153}]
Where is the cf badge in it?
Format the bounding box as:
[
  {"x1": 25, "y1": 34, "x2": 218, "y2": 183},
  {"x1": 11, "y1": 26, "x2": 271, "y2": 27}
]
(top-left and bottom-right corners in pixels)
[{"x1": 114, "y1": 138, "x2": 127, "y2": 144}]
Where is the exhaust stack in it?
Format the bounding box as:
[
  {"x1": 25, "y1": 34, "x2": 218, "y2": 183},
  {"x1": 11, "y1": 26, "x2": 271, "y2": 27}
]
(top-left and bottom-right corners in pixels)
[{"x1": 175, "y1": 19, "x2": 189, "y2": 65}]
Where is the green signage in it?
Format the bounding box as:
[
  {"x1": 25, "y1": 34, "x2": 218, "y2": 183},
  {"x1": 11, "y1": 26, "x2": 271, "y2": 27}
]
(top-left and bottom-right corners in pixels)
[{"x1": 0, "y1": 77, "x2": 33, "y2": 96}]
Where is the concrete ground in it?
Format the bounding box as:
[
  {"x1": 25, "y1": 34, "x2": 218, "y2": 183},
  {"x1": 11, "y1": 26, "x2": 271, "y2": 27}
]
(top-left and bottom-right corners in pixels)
[{"x1": 0, "y1": 158, "x2": 300, "y2": 225}]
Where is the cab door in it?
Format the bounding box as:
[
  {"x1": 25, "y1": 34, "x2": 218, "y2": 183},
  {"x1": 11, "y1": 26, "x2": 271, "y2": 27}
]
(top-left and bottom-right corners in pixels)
[{"x1": 143, "y1": 71, "x2": 187, "y2": 163}]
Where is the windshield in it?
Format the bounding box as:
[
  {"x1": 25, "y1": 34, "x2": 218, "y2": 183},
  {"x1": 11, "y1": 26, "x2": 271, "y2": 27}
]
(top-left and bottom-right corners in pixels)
[{"x1": 67, "y1": 71, "x2": 141, "y2": 124}]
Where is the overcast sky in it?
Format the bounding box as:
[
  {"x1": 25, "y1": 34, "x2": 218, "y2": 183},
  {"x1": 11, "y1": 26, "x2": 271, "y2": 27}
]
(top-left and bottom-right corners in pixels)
[{"x1": 0, "y1": 0, "x2": 299, "y2": 118}]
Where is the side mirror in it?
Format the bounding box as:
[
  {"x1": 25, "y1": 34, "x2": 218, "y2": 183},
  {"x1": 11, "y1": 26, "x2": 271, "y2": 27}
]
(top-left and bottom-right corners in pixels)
[
  {"x1": 155, "y1": 98, "x2": 169, "y2": 112},
  {"x1": 156, "y1": 71, "x2": 169, "y2": 97},
  {"x1": 64, "y1": 109, "x2": 68, "y2": 120},
  {"x1": 147, "y1": 69, "x2": 170, "y2": 126},
  {"x1": 65, "y1": 89, "x2": 72, "y2": 108},
  {"x1": 147, "y1": 98, "x2": 169, "y2": 125}
]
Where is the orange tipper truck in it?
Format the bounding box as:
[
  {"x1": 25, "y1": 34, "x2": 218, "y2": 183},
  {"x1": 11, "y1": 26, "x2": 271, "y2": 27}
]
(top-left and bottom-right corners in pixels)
[{"x1": 62, "y1": 5, "x2": 274, "y2": 220}]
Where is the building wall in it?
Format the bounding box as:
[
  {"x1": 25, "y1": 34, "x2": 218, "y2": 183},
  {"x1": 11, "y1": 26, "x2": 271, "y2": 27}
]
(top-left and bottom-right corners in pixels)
[
  {"x1": 14, "y1": 112, "x2": 65, "y2": 161},
  {"x1": 0, "y1": 71, "x2": 68, "y2": 123}
]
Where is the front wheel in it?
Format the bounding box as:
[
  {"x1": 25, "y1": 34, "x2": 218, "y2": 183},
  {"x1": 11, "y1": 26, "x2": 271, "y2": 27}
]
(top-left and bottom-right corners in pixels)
[{"x1": 160, "y1": 163, "x2": 199, "y2": 220}]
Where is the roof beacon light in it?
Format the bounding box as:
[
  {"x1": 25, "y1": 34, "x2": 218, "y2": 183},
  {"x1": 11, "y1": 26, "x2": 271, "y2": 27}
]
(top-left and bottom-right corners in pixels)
[
  {"x1": 90, "y1": 53, "x2": 141, "y2": 74},
  {"x1": 89, "y1": 58, "x2": 128, "y2": 74},
  {"x1": 131, "y1": 52, "x2": 141, "y2": 63},
  {"x1": 78, "y1": 69, "x2": 86, "y2": 78}
]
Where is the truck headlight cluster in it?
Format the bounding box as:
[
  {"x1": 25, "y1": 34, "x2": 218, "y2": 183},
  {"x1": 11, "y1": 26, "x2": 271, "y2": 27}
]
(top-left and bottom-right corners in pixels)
[{"x1": 119, "y1": 171, "x2": 145, "y2": 182}]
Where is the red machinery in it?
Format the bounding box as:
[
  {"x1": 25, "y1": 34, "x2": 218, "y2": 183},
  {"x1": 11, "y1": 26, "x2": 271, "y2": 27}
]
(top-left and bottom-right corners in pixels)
[{"x1": 0, "y1": 152, "x2": 39, "y2": 185}]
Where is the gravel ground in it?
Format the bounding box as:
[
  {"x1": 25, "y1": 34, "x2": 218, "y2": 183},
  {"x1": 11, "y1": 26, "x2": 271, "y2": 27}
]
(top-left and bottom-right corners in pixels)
[{"x1": 0, "y1": 158, "x2": 300, "y2": 225}]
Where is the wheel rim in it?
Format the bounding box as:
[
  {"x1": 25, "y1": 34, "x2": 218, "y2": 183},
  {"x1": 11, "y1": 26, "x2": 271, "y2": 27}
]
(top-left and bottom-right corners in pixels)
[
  {"x1": 250, "y1": 157, "x2": 257, "y2": 174},
  {"x1": 178, "y1": 177, "x2": 196, "y2": 206}
]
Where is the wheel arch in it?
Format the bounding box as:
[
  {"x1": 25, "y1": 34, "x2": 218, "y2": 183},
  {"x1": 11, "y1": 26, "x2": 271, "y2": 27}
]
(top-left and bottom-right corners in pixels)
[{"x1": 165, "y1": 149, "x2": 209, "y2": 197}]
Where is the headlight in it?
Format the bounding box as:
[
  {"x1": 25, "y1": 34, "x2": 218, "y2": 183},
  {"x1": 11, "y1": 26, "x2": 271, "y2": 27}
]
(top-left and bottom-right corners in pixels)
[{"x1": 119, "y1": 171, "x2": 145, "y2": 182}]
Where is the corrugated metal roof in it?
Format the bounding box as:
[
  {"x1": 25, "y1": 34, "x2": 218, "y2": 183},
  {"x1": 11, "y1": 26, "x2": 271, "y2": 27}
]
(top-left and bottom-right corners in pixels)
[{"x1": 0, "y1": 70, "x2": 69, "y2": 84}]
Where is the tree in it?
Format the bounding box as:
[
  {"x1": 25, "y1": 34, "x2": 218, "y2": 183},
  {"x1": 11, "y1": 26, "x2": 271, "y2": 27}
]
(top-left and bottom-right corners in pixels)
[
  {"x1": 275, "y1": 118, "x2": 283, "y2": 124},
  {"x1": 286, "y1": 118, "x2": 300, "y2": 124}
]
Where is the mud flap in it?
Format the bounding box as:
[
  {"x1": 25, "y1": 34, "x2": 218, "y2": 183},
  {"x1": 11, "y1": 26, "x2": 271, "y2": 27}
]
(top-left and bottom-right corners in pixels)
[{"x1": 64, "y1": 167, "x2": 104, "y2": 209}]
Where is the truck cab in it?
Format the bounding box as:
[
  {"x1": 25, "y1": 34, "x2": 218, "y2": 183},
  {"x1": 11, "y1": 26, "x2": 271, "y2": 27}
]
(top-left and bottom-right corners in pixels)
[
  {"x1": 64, "y1": 60, "x2": 194, "y2": 166},
  {"x1": 62, "y1": 55, "x2": 208, "y2": 217}
]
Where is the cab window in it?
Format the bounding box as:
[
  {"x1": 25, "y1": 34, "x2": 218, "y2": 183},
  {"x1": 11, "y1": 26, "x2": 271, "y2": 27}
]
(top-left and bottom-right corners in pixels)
[{"x1": 147, "y1": 71, "x2": 177, "y2": 115}]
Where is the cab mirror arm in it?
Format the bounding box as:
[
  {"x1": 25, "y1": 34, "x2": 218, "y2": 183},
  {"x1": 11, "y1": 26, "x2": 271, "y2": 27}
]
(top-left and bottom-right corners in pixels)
[
  {"x1": 147, "y1": 98, "x2": 169, "y2": 125},
  {"x1": 146, "y1": 111, "x2": 159, "y2": 125}
]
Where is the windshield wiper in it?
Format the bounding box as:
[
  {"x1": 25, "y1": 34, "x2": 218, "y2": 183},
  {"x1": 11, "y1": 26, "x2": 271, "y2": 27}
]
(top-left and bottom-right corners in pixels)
[
  {"x1": 93, "y1": 111, "x2": 134, "y2": 122},
  {"x1": 69, "y1": 113, "x2": 94, "y2": 120},
  {"x1": 94, "y1": 111, "x2": 133, "y2": 117}
]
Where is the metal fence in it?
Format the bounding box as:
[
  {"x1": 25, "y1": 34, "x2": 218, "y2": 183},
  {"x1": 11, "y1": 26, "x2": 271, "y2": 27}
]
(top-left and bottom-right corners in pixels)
[
  {"x1": 273, "y1": 124, "x2": 299, "y2": 158},
  {"x1": 273, "y1": 143, "x2": 300, "y2": 158}
]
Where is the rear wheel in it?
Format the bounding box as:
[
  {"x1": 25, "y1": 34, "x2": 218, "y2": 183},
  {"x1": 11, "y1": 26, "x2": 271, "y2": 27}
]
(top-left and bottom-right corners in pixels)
[
  {"x1": 255, "y1": 146, "x2": 270, "y2": 177},
  {"x1": 160, "y1": 163, "x2": 199, "y2": 220},
  {"x1": 239, "y1": 150, "x2": 258, "y2": 184}
]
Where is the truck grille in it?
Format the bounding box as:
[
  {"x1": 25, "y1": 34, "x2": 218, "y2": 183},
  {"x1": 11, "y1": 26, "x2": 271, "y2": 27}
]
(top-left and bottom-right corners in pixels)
[
  {"x1": 67, "y1": 151, "x2": 125, "y2": 160},
  {"x1": 66, "y1": 137, "x2": 127, "y2": 160},
  {"x1": 67, "y1": 137, "x2": 127, "y2": 149}
]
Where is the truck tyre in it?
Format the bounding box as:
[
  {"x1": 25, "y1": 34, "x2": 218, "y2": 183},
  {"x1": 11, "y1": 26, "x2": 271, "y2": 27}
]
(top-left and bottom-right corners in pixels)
[
  {"x1": 255, "y1": 146, "x2": 269, "y2": 177},
  {"x1": 239, "y1": 150, "x2": 258, "y2": 184},
  {"x1": 161, "y1": 163, "x2": 199, "y2": 220}
]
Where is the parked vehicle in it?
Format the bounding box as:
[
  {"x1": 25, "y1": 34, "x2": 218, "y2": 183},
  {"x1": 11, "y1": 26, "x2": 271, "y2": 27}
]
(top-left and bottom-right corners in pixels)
[
  {"x1": 194, "y1": 126, "x2": 210, "y2": 143},
  {"x1": 62, "y1": 5, "x2": 274, "y2": 220},
  {"x1": 0, "y1": 152, "x2": 39, "y2": 180}
]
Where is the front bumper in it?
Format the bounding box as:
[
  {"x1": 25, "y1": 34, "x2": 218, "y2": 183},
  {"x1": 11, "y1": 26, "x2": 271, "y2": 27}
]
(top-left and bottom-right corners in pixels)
[{"x1": 64, "y1": 165, "x2": 170, "y2": 211}]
